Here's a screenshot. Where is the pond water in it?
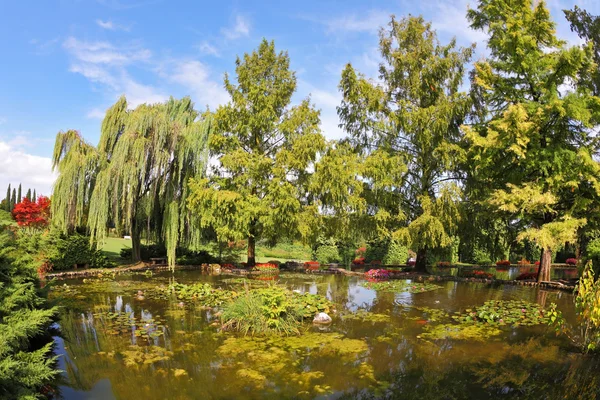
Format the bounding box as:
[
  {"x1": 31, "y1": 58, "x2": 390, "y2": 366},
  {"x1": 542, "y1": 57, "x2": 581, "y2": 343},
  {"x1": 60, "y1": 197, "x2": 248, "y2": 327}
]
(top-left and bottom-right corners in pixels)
[{"x1": 50, "y1": 271, "x2": 600, "y2": 400}]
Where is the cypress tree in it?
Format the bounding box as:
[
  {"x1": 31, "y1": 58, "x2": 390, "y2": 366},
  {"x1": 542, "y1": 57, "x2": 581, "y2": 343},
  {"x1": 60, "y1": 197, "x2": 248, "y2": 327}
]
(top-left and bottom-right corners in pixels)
[
  {"x1": 26, "y1": 188, "x2": 32, "y2": 202},
  {"x1": 33, "y1": 189, "x2": 36, "y2": 202},
  {"x1": 4, "y1": 184, "x2": 10, "y2": 212},
  {"x1": 17, "y1": 184, "x2": 21, "y2": 204},
  {"x1": 11, "y1": 189, "x2": 16, "y2": 211}
]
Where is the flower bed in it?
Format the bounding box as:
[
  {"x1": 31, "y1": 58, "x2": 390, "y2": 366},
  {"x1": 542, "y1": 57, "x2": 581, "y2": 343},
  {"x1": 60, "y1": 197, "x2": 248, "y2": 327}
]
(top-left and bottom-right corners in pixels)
[
  {"x1": 462, "y1": 270, "x2": 494, "y2": 279},
  {"x1": 304, "y1": 261, "x2": 320, "y2": 271},
  {"x1": 365, "y1": 269, "x2": 391, "y2": 280},
  {"x1": 253, "y1": 263, "x2": 279, "y2": 274}
]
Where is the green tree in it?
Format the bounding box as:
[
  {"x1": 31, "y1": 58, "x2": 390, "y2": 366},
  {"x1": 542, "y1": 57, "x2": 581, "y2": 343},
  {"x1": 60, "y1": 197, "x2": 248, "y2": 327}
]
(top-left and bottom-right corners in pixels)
[
  {"x1": 17, "y1": 184, "x2": 21, "y2": 204},
  {"x1": 188, "y1": 39, "x2": 325, "y2": 267},
  {"x1": 11, "y1": 188, "x2": 16, "y2": 211},
  {"x1": 337, "y1": 15, "x2": 474, "y2": 272},
  {"x1": 4, "y1": 184, "x2": 10, "y2": 212},
  {"x1": 465, "y1": 0, "x2": 600, "y2": 282},
  {"x1": 32, "y1": 189, "x2": 36, "y2": 202},
  {"x1": 25, "y1": 189, "x2": 31, "y2": 202},
  {"x1": 52, "y1": 97, "x2": 212, "y2": 266},
  {"x1": 565, "y1": 6, "x2": 600, "y2": 96}
]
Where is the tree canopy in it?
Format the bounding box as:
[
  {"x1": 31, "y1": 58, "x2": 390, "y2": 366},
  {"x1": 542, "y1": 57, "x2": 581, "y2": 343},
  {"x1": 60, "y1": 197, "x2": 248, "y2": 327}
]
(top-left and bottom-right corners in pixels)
[
  {"x1": 187, "y1": 39, "x2": 326, "y2": 266},
  {"x1": 465, "y1": 0, "x2": 600, "y2": 281},
  {"x1": 337, "y1": 15, "x2": 474, "y2": 271},
  {"x1": 52, "y1": 96, "x2": 212, "y2": 266}
]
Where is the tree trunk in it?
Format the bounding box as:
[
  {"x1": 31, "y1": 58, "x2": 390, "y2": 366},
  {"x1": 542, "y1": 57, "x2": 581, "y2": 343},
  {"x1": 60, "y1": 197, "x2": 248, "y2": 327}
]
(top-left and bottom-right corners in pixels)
[
  {"x1": 537, "y1": 247, "x2": 552, "y2": 282},
  {"x1": 247, "y1": 220, "x2": 257, "y2": 267},
  {"x1": 131, "y1": 220, "x2": 142, "y2": 263},
  {"x1": 415, "y1": 246, "x2": 428, "y2": 273}
]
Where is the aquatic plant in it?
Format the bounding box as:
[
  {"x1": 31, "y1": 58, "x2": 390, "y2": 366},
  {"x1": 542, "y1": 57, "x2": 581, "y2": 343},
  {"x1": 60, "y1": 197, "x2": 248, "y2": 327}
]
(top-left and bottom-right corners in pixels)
[
  {"x1": 453, "y1": 300, "x2": 549, "y2": 327},
  {"x1": 166, "y1": 282, "x2": 236, "y2": 306},
  {"x1": 361, "y1": 280, "x2": 441, "y2": 293},
  {"x1": 221, "y1": 287, "x2": 332, "y2": 335}
]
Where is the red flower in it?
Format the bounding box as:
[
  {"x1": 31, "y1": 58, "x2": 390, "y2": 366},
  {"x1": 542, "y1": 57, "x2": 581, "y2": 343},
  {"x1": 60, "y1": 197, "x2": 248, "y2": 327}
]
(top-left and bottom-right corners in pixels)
[
  {"x1": 565, "y1": 258, "x2": 578, "y2": 266},
  {"x1": 304, "y1": 261, "x2": 320, "y2": 270},
  {"x1": 496, "y1": 260, "x2": 511, "y2": 266}
]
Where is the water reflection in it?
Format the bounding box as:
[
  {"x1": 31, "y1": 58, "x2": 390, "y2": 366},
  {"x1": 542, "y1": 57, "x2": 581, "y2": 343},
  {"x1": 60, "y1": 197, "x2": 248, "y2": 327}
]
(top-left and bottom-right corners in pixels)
[{"x1": 53, "y1": 271, "x2": 591, "y2": 399}]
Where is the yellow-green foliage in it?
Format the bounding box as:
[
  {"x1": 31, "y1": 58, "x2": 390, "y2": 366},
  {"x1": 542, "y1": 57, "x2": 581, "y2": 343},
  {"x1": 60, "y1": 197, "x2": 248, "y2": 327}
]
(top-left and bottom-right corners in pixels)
[
  {"x1": 53, "y1": 97, "x2": 212, "y2": 267},
  {"x1": 188, "y1": 39, "x2": 326, "y2": 253},
  {"x1": 575, "y1": 262, "x2": 600, "y2": 351}
]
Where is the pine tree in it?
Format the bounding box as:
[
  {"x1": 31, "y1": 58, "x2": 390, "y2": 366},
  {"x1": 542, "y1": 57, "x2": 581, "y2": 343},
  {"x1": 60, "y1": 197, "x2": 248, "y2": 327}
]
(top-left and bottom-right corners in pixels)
[{"x1": 17, "y1": 184, "x2": 21, "y2": 204}]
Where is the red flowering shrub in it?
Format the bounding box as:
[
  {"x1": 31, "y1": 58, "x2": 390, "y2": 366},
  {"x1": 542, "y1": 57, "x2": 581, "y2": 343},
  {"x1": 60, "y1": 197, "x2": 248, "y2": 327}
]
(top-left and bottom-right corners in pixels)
[
  {"x1": 496, "y1": 260, "x2": 511, "y2": 266},
  {"x1": 355, "y1": 247, "x2": 367, "y2": 257},
  {"x1": 221, "y1": 263, "x2": 236, "y2": 270},
  {"x1": 516, "y1": 271, "x2": 538, "y2": 280},
  {"x1": 463, "y1": 270, "x2": 494, "y2": 279},
  {"x1": 437, "y1": 261, "x2": 451, "y2": 268},
  {"x1": 517, "y1": 259, "x2": 531, "y2": 266},
  {"x1": 565, "y1": 258, "x2": 578, "y2": 265},
  {"x1": 365, "y1": 269, "x2": 391, "y2": 280},
  {"x1": 304, "y1": 261, "x2": 320, "y2": 270},
  {"x1": 534, "y1": 261, "x2": 540, "y2": 266},
  {"x1": 12, "y1": 196, "x2": 50, "y2": 227},
  {"x1": 352, "y1": 257, "x2": 365, "y2": 266},
  {"x1": 254, "y1": 263, "x2": 279, "y2": 273}
]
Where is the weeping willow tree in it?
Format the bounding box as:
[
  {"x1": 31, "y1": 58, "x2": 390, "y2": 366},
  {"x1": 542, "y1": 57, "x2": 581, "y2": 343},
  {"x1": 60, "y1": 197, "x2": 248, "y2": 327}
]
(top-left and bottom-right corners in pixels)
[{"x1": 52, "y1": 96, "x2": 212, "y2": 266}]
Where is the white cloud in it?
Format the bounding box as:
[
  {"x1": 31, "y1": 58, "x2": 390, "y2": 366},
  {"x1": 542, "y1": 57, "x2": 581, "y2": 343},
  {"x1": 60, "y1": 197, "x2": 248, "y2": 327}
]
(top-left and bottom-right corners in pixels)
[
  {"x1": 96, "y1": 19, "x2": 130, "y2": 31},
  {"x1": 198, "y1": 41, "x2": 220, "y2": 56},
  {"x1": 0, "y1": 141, "x2": 56, "y2": 196},
  {"x1": 325, "y1": 10, "x2": 389, "y2": 34},
  {"x1": 86, "y1": 108, "x2": 105, "y2": 119},
  {"x1": 64, "y1": 37, "x2": 151, "y2": 66},
  {"x1": 64, "y1": 36, "x2": 166, "y2": 108},
  {"x1": 169, "y1": 60, "x2": 228, "y2": 110},
  {"x1": 221, "y1": 14, "x2": 250, "y2": 40},
  {"x1": 300, "y1": 81, "x2": 344, "y2": 139}
]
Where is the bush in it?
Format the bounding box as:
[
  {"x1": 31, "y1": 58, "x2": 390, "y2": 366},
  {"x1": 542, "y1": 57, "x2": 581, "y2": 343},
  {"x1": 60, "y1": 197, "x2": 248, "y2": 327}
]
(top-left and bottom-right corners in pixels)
[
  {"x1": 304, "y1": 261, "x2": 320, "y2": 270},
  {"x1": 496, "y1": 260, "x2": 511, "y2": 266},
  {"x1": 177, "y1": 249, "x2": 217, "y2": 265},
  {"x1": 48, "y1": 233, "x2": 113, "y2": 270},
  {"x1": 120, "y1": 243, "x2": 166, "y2": 260},
  {"x1": 566, "y1": 258, "x2": 578, "y2": 266},
  {"x1": 383, "y1": 240, "x2": 408, "y2": 265},
  {"x1": 315, "y1": 244, "x2": 340, "y2": 264},
  {"x1": 473, "y1": 248, "x2": 492, "y2": 265}
]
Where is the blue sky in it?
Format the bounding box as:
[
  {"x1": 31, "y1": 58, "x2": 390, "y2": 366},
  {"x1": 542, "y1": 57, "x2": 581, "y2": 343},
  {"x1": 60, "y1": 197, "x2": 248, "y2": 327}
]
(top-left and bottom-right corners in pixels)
[{"x1": 1, "y1": 0, "x2": 598, "y2": 196}]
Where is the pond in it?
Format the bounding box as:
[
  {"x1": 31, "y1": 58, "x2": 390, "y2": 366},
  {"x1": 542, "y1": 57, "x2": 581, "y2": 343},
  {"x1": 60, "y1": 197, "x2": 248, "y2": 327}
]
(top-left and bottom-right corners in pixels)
[{"x1": 49, "y1": 271, "x2": 600, "y2": 399}]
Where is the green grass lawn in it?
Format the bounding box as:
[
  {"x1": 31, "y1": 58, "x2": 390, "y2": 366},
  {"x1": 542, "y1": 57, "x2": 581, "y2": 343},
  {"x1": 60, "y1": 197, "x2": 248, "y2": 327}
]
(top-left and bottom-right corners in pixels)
[
  {"x1": 101, "y1": 237, "x2": 132, "y2": 263},
  {"x1": 100, "y1": 236, "x2": 312, "y2": 266}
]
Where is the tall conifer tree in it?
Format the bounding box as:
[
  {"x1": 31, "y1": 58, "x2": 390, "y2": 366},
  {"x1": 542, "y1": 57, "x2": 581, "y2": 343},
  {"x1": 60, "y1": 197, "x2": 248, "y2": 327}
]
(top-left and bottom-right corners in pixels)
[{"x1": 465, "y1": 0, "x2": 600, "y2": 282}]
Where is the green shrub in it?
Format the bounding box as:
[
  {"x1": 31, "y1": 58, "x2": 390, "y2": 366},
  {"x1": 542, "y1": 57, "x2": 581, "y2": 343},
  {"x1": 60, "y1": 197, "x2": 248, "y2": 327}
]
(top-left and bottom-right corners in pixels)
[
  {"x1": 383, "y1": 240, "x2": 408, "y2": 265},
  {"x1": 0, "y1": 231, "x2": 59, "y2": 397},
  {"x1": 315, "y1": 245, "x2": 339, "y2": 264},
  {"x1": 50, "y1": 233, "x2": 113, "y2": 270},
  {"x1": 472, "y1": 248, "x2": 492, "y2": 266}
]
